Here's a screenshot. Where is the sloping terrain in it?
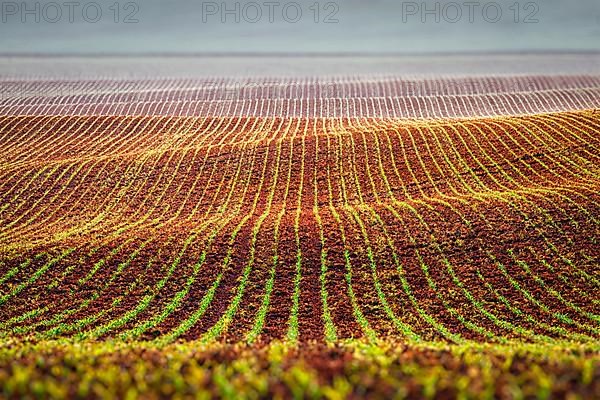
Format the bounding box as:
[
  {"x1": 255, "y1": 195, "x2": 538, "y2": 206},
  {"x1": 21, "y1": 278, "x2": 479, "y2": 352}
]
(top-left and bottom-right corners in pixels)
[{"x1": 0, "y1": 59, "x2": 598, "y2": 397}]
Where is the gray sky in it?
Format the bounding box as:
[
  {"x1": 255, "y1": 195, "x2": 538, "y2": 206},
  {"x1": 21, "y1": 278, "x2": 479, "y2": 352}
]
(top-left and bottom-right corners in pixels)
[{"x1": 0, "y1": 0, "x2": 599, "y2": 54}]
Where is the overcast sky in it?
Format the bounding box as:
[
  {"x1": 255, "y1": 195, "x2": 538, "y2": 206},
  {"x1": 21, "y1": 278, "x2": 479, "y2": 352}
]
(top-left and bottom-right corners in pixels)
[{"x1": 1, "y1": 0, "x2": 599, "y2": 54}]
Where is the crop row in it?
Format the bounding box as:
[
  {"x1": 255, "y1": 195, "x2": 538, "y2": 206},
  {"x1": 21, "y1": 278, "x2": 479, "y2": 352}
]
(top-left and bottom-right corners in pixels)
[
  {"x1": 0, "y1": 75, "x2": 598, "y2": 118},
  {"x1": 0, "y1": 109, "x2": 598, "y2": 345}
]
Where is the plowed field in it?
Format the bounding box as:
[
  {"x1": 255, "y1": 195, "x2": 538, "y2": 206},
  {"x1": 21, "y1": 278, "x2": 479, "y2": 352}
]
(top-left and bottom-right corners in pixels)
[{"x1": 0, "y1": 66, "x2": 599, "y2": 398}]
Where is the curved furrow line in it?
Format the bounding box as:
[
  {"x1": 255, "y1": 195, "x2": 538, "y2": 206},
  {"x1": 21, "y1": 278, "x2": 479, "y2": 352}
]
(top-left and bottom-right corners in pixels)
[
  {"x1": 420, "y1": 116, "x2": 596, "y2": 294},
  {"x1": 199, "y1": 117, "x2": 290, "y2": 343},
  {"x1": 326, "y1": 204, "x2": 378, "y2": 343},
  {"x1": 190, "y1": 117, "x2": 299, "y2": 342},
  {"x1": 381, "y1": 203, "x2": 527, "y2": 342},
  {"x1": 315, "y1": 120, "x2": 365, "y2": 340},
  {"x1": 0, "y1": 114, "x2": 34, "y2": 147},
  {"x1": 435, "y1": 117, "x2": 599, "y2": 289},
  {"x1": 474, "y1": 269, "x2": 595, "y2": 342},
  {"x1": 38, "y1": 116, "x2": 184, "y2": 164},
  {"x1": 372, "y1": 117, "x2": 598, "y2": 338},
  {"x1": 0, "y1": 248, "x2": 74, "y2": 308},
  {"x1": 329, "y1": 119, "x2": 383, "y2": 342},
  {"x1": 107, "y1": 117, "x2": 270, "y2": 340},
  {"x1": 3, "y1": 239, "x2": 139, "y2": 334},
  {"x1": 109, "y1": 120, "x2": 202, "y2": 222},
  {"x1": 416, "y1": 118, "x2": 600, "y2": 334},
  {"x1": 0, "y1": 120, "x2": 77, "y2": 197},
  {"x1": 486, "y1": 118, "x2": 591, "y2": 190},
  {"x1": 0, "y1": 115, "x2": 168, "y2": 247},
  {"x1": 114, "y1": 116, "x2": 247, "y2": 229},
  {"x1": 0, "y1": 162, "x2": 68, "y2": 225},
  {"x1": 528, "y1": 114, "x2": 600, "y2": 216},
  {"x1": 478, "y1": 114, "x2": 593, "y2": 218},
  {"x1": 487, "y1": 251, "x2": 599, "y2": 337},
  {"x1": 311, "y1": 122, "x2": 340, "y2": 343},
  {"x1": 533, "y1": 113, "x2": 600, "y2": 167},
  {"x1": 483, "y1": 119, "x2": 600, "y2": 287},
  {"x1": 358, "y1": 120, "x2": 491, "y2": 341},
  {"x1": 0, "y1": 147, "x2": 225, "y2": 328},
  {"x1": 0, "y1": 160, "x2": 115, "y2": 242},
  {"x1": 526, "y1": 245, "x2": 599, "y2": 313},
  {"x1": 442, "y1": 119, "x2": 599, "y2": 299},
  {"x1": 34, "y1": 237, "x2": 164, "y2": 339},
  {"x1": 506, "y1": 118, "x2": 600, "y2": 190},
  {"x1": 345, "y1": 205, "x2": 422, "y2": 342},
  {"x1": 406, "y1": 202, "x2": 585, "y2": 342},
  {"x1": 13, "y1": 115, "x2": 117, "y2": 166},
  {"x1": 0, "y1": 166, "x2": 45, "y2": 210},
  {"x1": 352, "y1": 117, "x2": 557, "y2": 342},
  {"x1": 0, "y1": 162, "x2": 86, "y2": 236},
  {"x1": 130, "y1": 116, "x2": 279, "y2": 341},
  {"x1": 376, "y1": 115, "x2": 596, "y2": 338},
  {"x1": 0, "y1": 221, "x2": 151, "y2": 328},
  {"x1": 350, "y1": 118, "x2": 512, "y2": 342},
  {"x1": 83, "y1": 117, "x2": 191, "y2": 223},
  {"x1": 78, "y1": 135, "x2": 254, "y2": 339},
  {"x1": 339, "y1": 120, "x2": 427, "y2": 340},
  {"x1": 508, "y1": 249, "x2": 600, "y2": 324},
  {"x1": 22, "y1": 115, "x2": 244, "y2": 312},
  {"x1": 18, "y1": 116, "x2": 245, "y2": 310},
  {"x1": 45, "y1": 253, "x2": 159, "y2": 340},
  {"x1": 350, "y1": 119, "x2": 442, "y2": 338},
  {"x1": 23, "y1": 117, "x2": 205, "y2": 245},
  {"x1": 156, "y1": 121, "x2": 280, "y2": 343},
  {"x1": 455, "y1": 117, "x2": 599, "y2": 234},
  {"x1": 243, "y1": 118, "x2": 300, "y2": 344},
  {"x1": 93, "y1": 144, "x2": 257, "y2": 341},
  {"x1": 0, "y1": 115, "x2": 75, "y2": 163},
  {"x1": 396, "y1": 206, "x2": 510, "y2": 342}
]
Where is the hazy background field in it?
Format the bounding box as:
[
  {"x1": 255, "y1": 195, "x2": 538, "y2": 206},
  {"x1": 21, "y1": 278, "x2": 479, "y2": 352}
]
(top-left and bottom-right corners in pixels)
[{"x1": 0, "y1": 0, "x2": 599, "y2": 54}]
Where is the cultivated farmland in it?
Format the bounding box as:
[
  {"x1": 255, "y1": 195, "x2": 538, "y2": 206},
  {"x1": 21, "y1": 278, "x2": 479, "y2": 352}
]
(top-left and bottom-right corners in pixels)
[{"x1": 0, "y1": 56, "x2": 599, "y2": 398}]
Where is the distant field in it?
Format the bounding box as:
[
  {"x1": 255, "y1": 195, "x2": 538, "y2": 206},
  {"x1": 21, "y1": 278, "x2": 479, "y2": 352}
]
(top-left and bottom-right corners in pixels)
[{"x1": 0, "y1": 59, "x2": 599, "y2": 398}]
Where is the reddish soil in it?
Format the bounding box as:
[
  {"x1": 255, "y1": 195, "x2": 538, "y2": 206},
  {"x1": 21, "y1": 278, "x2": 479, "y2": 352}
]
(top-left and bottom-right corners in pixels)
[{"x1": 0, "y1": 110, "x2": 599, "y2": 344}]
